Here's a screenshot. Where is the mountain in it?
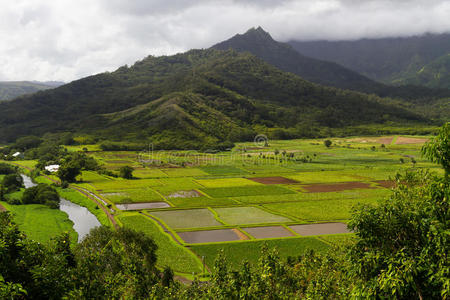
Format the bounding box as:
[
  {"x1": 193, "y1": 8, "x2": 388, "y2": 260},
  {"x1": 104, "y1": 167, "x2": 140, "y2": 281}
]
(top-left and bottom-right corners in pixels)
[
  {"x1": 395, "y1": 53, "x2": 450, "y2": 89},
  {"x1": 212, "y1": 27, "x2": 450, "y2": 101},
  {"x1": 0, "y1": 49, "x2": 426, "y2": 148},
  {"x1": 289, "y1": 33, "x2": 450, "y2": 86},
  {"x1": 0, "y1": 81, "x2": 64, "y2": 101},
  {"x1": 212, "y1": 27, "x2": 380, "y2": 92}
]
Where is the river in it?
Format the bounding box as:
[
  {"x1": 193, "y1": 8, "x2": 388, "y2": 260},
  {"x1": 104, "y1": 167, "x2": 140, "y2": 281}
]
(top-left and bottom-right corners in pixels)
[{"x1": 21, "y1": 174, "x2": 100, "y2": 242}]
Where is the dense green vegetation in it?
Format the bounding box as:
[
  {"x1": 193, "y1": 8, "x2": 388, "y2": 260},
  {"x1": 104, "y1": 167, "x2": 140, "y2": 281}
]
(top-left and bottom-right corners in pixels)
[
  {"x1": 0, "y1": 43, "x2": 439, "y2": 149},
  {"x1": 398, "y1": 53, "x2": 450, "y2": 89},
  {"x1": 21, "y1": 184, "x2": 60, "y2": 208}
]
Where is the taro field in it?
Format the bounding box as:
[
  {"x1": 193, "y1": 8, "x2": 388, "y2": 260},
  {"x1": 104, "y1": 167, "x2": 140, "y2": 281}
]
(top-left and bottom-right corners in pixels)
[{"x1": 67, "y1": 135, "x2": 440, "y2": 277}]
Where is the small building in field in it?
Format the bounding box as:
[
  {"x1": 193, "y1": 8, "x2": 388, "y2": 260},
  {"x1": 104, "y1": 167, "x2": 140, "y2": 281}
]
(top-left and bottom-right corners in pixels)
[
  {"x1": 45, "y1": 165, "x2": 60, "y2": 173},
  {"x1": 12, "y1": 152, "x2": 23, "y2": 159}
]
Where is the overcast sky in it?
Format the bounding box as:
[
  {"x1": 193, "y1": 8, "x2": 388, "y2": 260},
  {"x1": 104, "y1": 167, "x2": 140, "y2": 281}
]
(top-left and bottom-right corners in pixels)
[{"x1": 1, "y1": 0, "x2": 449, "y2": 82}]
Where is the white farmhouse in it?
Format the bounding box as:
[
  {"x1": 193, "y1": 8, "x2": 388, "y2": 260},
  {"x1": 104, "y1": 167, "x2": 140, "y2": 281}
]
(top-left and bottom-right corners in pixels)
[{"x1": 45, "y1": 165, "x2": 60, "y2": 173}]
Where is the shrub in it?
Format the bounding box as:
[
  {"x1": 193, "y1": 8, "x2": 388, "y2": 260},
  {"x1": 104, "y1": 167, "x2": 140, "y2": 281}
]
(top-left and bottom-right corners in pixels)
[
  {"x1": 2, "y1": 174, "x2": 23, "y2": 193},
  {"x1": 22, "y1": 184, "x2": 60, "y2": 209},
  {"x1": 119, "y1": 166, "x2": 134, "y2": 179}
]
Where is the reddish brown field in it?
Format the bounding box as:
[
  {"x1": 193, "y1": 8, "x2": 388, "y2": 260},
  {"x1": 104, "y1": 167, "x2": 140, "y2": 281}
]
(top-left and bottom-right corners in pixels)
[
  {"x1": 377, "y1": 136, "x2": 394, "y2": 145},
  {"x1": 232, "y1": 228, "x2": 250, "y2": 240},
  {"x1": 301, "y1": 181, "x2": 375, "y2": 192},
  {"x1": 248, "y1": 176, "x2": 299, "y2": 184},
  {"x1": 395, "y1": 137, "x2": 428, "y2": 144}
]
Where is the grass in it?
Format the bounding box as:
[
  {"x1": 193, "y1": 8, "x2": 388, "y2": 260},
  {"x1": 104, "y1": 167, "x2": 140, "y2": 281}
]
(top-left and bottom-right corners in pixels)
[
  {"x1": 195, "y1": 177, "x2": 262, "y2": 188},
  {"x1": 90, "y1": 178, "x2": 162, "y2": 190},
  {"x1": 162, "y1": 168, "x2": 208, "y2": 177},
  {"x1": 133, "y1": 168, "x2": 168, "y2": 178},
  {"x1": 149, "y1": 209, "x2": 223, "y2": 229},
  {"x1": 118, "y1": 214, "x2": 202, "y2": 274},
  {"x1": 264, "y1": 197, "x2": 381, "y2": 221},
  {"x1": 1, "y1": 201, "x2": 78, "y2": 244},
  {"x1": 213, "y1": 207, "x2": 293, "y2": 225},
  {"x1": 286, "y1": 171, "x2": 369, "y2": 183},
  {"x1": 201, "y1": 185, "x2": 295, "y2": 198},
  {"x1": 190, "y1": 237, "x2": 330, "y2": 271},
  {"x1": 169, "y1": 196, "x2": 239, "y2": 208},
  {"x1": 100, "y1": 188, "x2": 163, "y2": 203},
  {"x1": 199, "y1": 166, "x2": 248, "y2": 175},
  {"x1": 318, "y1": 234, "x2": 356, "y2": 246}
]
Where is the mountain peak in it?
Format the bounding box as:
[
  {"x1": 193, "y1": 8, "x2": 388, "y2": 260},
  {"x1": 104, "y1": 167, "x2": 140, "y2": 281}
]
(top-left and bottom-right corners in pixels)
[{"x1": 242, "y1": 26, "x2": 274, "y2": 41}]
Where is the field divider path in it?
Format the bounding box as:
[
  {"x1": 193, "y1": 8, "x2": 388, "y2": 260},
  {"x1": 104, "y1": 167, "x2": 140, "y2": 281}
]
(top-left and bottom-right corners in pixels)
[
  {"x1": 140, "y1": 212, "x2": 183, "y2": 245},
  {"x1": 282, "y1": 224, "x2": 300, "y2": 237},
  {"x1": 71, "y1": 186, "x2": 118, "y2": 229},
  {"x1": 0, "y1": 203, "x2": 7, "y2": 212},
  {"x1": 206, "y1": 207, "x2": 228, "y2": 226},
  {"x1": 152, "y1": 188, "x2": 175, "y2": 207},
  {"x1": 256, "y1": 204, "x2": 303, "y2": 223}
]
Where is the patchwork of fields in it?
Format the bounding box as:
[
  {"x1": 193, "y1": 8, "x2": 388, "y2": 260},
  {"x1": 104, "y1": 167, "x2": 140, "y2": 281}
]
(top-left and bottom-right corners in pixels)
[{"x1": 5, "y1": 135, "x2": 440, "y2": 277}]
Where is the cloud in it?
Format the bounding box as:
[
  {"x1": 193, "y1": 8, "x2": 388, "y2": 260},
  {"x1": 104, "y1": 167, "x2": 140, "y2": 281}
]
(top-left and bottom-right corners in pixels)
[{"x1": 0, "y1": 0, "x2": 449, "y2": 81}]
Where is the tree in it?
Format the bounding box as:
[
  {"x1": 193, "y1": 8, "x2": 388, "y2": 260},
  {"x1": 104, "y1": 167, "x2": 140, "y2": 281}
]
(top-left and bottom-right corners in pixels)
[
  {"x1": 22, "y1": 184, "x2": 60, "y2": 209},
  {"x1": 1, "y1": 174, "x2": 23, "y2": 193},
  {"x1": 57, "y1": 161, "x2": 81, "y2": 183},
  {"x1": 324, "y1": 139, "x2": 332, "y2": 148},
  {"x1": 348, "y1": 123, "x2": 450, "y2": 299},
  {"x1": 119, "y1": 166, "x2": 134, "y2": 179},
  {"x1": 422, "y1": 122, "x2": 449, "y2": 178},
  {"x1": 72, "y1": 226, "x2": 159, "y2": 299},
  {"x1": 0, "y1": 163, "x2": 18, "y2": 175}
]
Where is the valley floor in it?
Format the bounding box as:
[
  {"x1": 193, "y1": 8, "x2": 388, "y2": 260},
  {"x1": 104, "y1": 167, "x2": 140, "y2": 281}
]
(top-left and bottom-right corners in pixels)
[{"x1": 4, "y1": 135, "x2": 441, "y2": 279}]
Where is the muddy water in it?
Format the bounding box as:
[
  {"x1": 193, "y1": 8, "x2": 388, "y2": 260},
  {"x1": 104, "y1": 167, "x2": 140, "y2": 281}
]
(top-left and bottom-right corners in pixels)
[
  {"x1": 116, "y1": 202, "x2": 170, "y2": 211},
  {"x1": 60, "y1": 199, "x2": 101, "y2": 242},
  {"x1": 21, "y1": 174, "x2": 100, "y2": 242},
  {"x1": 289, "y1": 222, "x2": 351, "y2": 236},
  {"x1": 178, "y1": 229, "x2": 241, "y2": 243},
  {"x1": 21, "y1": 174, "x2": 37, "y2": 188},
  {"x1": 243, "y1": 226, "x2": 294, "y2": 239}
]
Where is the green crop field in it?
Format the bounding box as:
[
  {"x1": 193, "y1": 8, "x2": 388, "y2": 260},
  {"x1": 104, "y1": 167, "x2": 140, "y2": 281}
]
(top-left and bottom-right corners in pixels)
[
  {"x1": 100, "y1": 188, "x2": 163, "y2": 203},
  {"x1": 149, "y1": 209, "x2": 223, "y2": 229},
  {"x1": 213, "y1": 207, "x2": 293, "y2": 225},
  {"x1": 263, "y1": 197, "x2": 382, "y2": 221},
  {"x1": 201, "y1": 185, "x2": 295, "y2": 197},
  {"x1": 118, "y1": 214, "x2": 202, "y2": 274},
  {"x1": 190, "y1": 237, "x2": 330, "y2": 270},
  {"x1": 200, "y1": 166, "x2": 248, "y2": 175},
  {"x1": 195, "y1": 177, "x2": 262, "y2": 188},
  {"x1": 1, "y1": 201, "x2": 78, "y2": 244}
]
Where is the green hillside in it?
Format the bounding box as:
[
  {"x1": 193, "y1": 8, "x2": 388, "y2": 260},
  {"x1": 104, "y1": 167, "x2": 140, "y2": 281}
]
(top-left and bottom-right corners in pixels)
[
  {"x1": 0, "y1": 49, "x2": 428, "y2": 147},
  {"x1": 396, "y1": 53, "x2": 450, "y2": 89}
]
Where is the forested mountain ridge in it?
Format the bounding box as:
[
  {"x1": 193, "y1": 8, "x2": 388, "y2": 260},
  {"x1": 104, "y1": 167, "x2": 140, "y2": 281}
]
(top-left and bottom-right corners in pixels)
[
  {"x1": 0, "y1": 81, "x2": 63, "y2": 101},
  {"x1": 289, "y1": 33, "x2": 450, "y2": 86},
  {"x1": 0, "y1": 48, "x2": 428, "y2": 148},
  {"x1": 213, "y1": 27, "x2": 450, "y2": 101},
  {"x1": 395, "y1": 53, "x2": 450, "y2": 89}
]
